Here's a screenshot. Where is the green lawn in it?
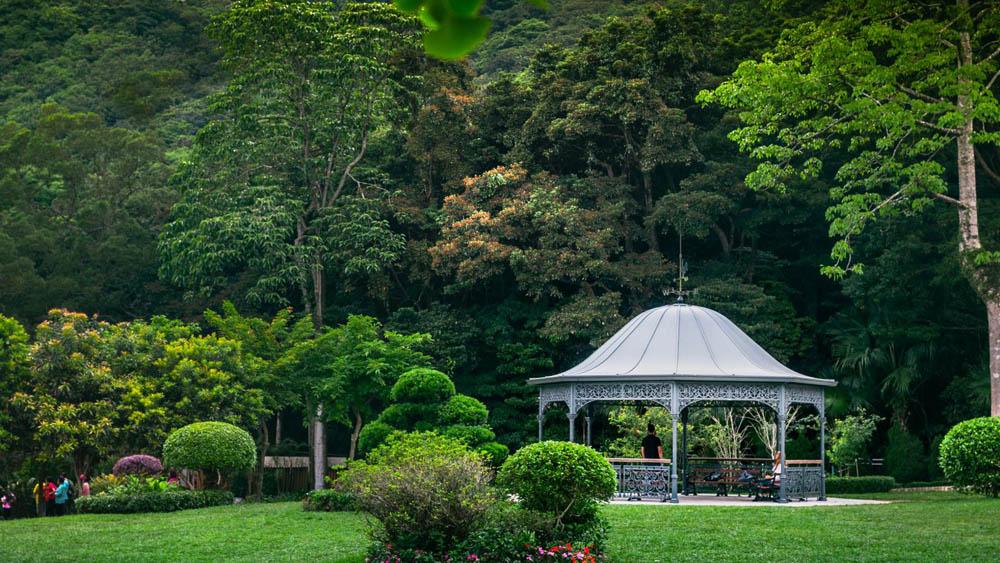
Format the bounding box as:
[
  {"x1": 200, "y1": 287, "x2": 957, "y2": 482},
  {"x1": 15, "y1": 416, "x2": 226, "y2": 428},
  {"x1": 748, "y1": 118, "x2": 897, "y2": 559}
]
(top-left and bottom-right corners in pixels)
[{"x1": 1, "y1": 492, "x2": 997, "y2": 562}]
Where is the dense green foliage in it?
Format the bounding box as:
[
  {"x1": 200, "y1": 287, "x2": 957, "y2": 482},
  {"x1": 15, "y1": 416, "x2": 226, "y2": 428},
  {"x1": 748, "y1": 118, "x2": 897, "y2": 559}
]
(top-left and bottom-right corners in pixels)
[
  {"x1": 76, "y1": 489, "x2": 233, "y2": 514},
  {"x1": 162, "y1": 422, "x2": 257, "y2": 475},
  {"x1": 2, "y1": 0, "x2": 999, "y2": 484},
  {"x1": 939, "y1": 417, "x2": 1000, "y2": 496},
  {"x1": 824, "y1": 476, "x2": 897, "y2": 495}
]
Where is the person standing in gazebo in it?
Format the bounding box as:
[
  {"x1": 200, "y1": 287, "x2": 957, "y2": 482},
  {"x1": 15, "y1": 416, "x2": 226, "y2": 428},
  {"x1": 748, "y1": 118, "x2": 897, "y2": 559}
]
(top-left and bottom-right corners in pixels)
[{"x1": 642, "y1": 424, "x2": 663, "y2": 459}]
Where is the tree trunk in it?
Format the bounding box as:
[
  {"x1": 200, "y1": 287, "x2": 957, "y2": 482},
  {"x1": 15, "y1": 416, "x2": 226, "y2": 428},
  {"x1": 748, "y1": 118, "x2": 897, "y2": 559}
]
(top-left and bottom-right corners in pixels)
[
  {"x1": 311, "y1": 406, "x2": 326, "y2": 490},
  {"x1": 274, "y1": 412, "x2": 282, "y2": 446},
  {"x1": 348, "y1": 409, "x2": 362, "y2": 460},
  {"x1": 254, "y1": 419, "x2": 270, "y2": 500},
  {"x1": 988, "y1": 300, "x2": 1000, "y2": 416},
  {"x1": 955, "y1": 26, "x2": 1000, "y2": 416}
]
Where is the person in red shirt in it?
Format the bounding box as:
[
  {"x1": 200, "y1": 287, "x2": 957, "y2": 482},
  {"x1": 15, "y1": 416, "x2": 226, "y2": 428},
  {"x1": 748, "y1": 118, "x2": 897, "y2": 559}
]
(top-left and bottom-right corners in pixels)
[{"x1": 43, "y1": 477, "x2": 56, "y2": 517}]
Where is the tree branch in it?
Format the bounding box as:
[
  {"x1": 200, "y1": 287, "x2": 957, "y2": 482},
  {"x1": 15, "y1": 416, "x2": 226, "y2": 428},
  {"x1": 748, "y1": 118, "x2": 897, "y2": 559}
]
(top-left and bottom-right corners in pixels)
[
  {"x1": 976, "y1": 148, "x2": 1000, "y2": 185},
  {"x1": 931, "y1": 191, "x2": 963, "y2": 206}
]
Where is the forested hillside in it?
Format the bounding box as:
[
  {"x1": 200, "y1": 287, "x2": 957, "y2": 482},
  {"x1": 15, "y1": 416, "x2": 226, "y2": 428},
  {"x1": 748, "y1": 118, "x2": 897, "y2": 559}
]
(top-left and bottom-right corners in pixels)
[{"x1": 1, "y1": 0, "x2": 996, "y2": 468}]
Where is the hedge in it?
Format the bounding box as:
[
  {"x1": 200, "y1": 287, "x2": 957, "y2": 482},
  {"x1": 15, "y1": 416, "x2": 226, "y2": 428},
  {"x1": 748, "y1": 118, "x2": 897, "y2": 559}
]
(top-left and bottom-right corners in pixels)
[
  {"x1": 76, "y1": 490, "x2": 234, "y2": 514},
  {"x1": 302, "y1": 489, "x2": 358, "y2": 512},
  {"x1": 824, "y1": 476, "x2": 896, "y2": 494}
]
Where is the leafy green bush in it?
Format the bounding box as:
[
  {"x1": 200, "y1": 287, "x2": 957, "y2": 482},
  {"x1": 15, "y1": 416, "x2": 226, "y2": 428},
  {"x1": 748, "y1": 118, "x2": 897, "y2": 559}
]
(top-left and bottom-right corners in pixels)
[
  {"x1": 442, "y1": 424, "x2": 495, "y2": 445},
  {"x1": 340, "y1": 432, "x2": 495, "y2": 554},
  {"x1": 453, "y1": 502, "x2": 541, "y2": 561},
  {"x1": 824, "y1": 476, "x2": 896, "y2": 494},
  {"x1": 105, "y1": 475, "x2": 179, "y2": 496},
  {"x1": 357, "y1": 421, "x2": 395, "y2": 457},
  {"x1": 939, "y1": 417, "x2": 1000, "y2": 497},
  {"x1": 390, "y1": 368, "x2": 455, "y2": 404},
  {"x1": 439, "y1": 394, "x2": 489, "y2": 426},
  {"x1": 376, "y1": 402, "x2": 440, "y2": 429},
  {"x1": 76, "y1": 490, "x2": 233, "y2": 514},
  {"x1": 302, "y1": 489, "x2": 357, "y2": 512},
  {"x1": 827, "y1": 411, "x2": 881, "y2": 476},
  {"x1": 162, "y1": 421, "x2": 256, "y2": 477},
  {"x1": 885, "y1": 423, "x2": 926, "y2": 483},
  {"x1": 497, "y1": 441, "x2": 616, "y2": 526},
  {"x1": 477, "y1": 441, "x2": 509, "y2": 466}
]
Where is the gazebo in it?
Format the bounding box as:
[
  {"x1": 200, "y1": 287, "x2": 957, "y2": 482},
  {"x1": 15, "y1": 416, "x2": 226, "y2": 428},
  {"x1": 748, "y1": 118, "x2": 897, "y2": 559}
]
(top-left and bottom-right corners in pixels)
[{"x1": 529, "y1": 301, "x2": 836, "y2": 503}]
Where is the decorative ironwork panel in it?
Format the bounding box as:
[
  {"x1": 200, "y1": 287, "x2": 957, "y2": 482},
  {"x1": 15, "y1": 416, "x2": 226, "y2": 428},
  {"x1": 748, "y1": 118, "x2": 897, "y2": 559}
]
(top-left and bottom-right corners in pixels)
[
  {"x1": 575, "y1": 382, "x2": 672, "y2": 410},
  {"x1": 538, "y1": 384, "x2": 571, "y2": 412},
  {"x1": 785, "y1": 384, "x2": 824, "y2": 411},
  {"x1": 783, "y1": 465, "x2": 824, "y2": 499},
  {"x1": 677, "y1": 382, "x2": 780, "y2": 410},
  {"x1": 612, "y1": 461, "x2": 670, "y2": 501}
]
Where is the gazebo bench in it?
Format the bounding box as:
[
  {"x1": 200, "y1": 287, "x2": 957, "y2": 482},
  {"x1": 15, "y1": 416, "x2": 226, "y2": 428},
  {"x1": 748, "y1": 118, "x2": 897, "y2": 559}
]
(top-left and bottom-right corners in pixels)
[{"x1": 687, "y1": 467, "x2": 759, "y2": 496}]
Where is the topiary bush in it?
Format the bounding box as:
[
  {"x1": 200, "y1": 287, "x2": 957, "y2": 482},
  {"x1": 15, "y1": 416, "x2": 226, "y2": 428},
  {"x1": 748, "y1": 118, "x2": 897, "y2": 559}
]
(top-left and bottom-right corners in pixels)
[
  {"x1": 439, "y1": 394, "x2": 489, "y2": 426},
  {"x1": 76, "y1": 489, "x2": 233, "y2": 514},
  {"x1": 390, "y1": 368, "x2": 455, "y2": 404},
  {"x1": 357, "y1": 421, "x2": 396, "y2": 457},
  {"x1": 162, "y1": 422, "x2": 256, "y2": 487},
  {"x1": 497, "y1": 441, "x2": 616, "y2": 526},
  {"x1": 340, "y1": 432, "x2": 495, "y2": 556},
  {"x1": 477, "y1": 441, "x2": 509, "y2": 466},
  {"x1": 824, "y1": 476, "x2": 896, "y2": 494},
  {"x1": 939, "y1": 416, "x2": 1000, "y2": 497},
  {"x1": 112, "y1": 454, "x2": 164, "y2": 477}
]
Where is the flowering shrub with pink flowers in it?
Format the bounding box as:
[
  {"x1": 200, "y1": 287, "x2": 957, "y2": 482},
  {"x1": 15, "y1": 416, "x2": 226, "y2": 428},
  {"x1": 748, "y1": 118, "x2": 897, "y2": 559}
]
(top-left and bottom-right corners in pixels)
[{"x1": 112, "y1": 454, "x2": 164, "y2": 477}]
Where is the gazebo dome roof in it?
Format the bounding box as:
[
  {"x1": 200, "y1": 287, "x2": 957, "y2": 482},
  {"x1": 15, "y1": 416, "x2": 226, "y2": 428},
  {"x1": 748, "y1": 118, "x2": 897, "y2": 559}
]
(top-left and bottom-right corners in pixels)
[{"x1": 529, "y1": 302, "x2": 834, "y2": 387}]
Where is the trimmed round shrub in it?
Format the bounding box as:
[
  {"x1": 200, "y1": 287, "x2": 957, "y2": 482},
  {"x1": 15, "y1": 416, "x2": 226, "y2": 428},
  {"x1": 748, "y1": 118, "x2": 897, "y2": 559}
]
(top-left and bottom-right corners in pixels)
[
  {"x1": 442, "y1": 424, "x2": 495, "y2": 446},
  {"x1": 162, "y1": 422, "x2": 256, "y2": 474},
  {"x1": 497, "y1": 441, "x2": 616, "y2": 524},
  {"x1": 112, "y1": 454, "x2": 164, "y2": 477},
  {"x1": 377, "y1": 403, "x2": 440, "y2": 430},
  {"x1": 439, "y1": 394, "x2": 489, "y2": 426},
  {"x1": 390, "y1": 368, "x2": 455, "y2": 404},
  {"x1": 357, "y1": 421, "x2": 396, "y2": 457},
  {"x1": 477, "y1": 441, "x2": 509, "y2": 466},
  {"x1": 939, "y1": 417, "x2": 1000, "y2": 497}
]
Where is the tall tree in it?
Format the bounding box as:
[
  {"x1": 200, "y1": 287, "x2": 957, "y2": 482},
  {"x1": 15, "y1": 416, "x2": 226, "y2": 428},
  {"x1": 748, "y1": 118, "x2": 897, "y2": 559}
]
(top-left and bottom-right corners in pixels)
[
  {"x1": 159, "y1": 1, "x2": 422, "y2": 485},
  {"x1": 702, "y1": 0, "x2": 1000, "y2": 414}
]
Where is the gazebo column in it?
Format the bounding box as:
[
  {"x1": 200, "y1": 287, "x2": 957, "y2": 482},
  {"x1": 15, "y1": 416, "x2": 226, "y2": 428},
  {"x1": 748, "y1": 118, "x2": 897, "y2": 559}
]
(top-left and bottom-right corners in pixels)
[
  {"x1": 681, "y1": 409, "x2": 689, "y2": 495},
  {"x1": 537, "y1": 413, "x2": 544, "y2": 442},
  {"x1": 777, "y1": 386, "x2": 788, "y2": 503},
  {"x1": 584, "y1": 405, "x2": 593, "y2": 447},
  {"x1": 567, "y1": 413, "x2": 576, "y2": 442},
  {"x1": 819, "y1": 398, "x2": 827, "y2": 501},
  {"x1": 670, "y1": 385, "x2": 679, "y2": 503}
]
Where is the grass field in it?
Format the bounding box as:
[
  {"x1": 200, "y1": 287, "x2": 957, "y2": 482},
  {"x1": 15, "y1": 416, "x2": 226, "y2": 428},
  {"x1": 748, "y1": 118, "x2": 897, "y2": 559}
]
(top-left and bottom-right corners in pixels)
[{"x1": 0, "y1": 492, "x2": 996, "y2": 562}]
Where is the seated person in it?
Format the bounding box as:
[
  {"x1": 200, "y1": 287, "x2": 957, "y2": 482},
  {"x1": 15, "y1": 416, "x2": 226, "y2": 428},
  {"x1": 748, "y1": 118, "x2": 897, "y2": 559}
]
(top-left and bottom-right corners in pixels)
[
  {"x1": 641, "y1": 423, "x2": 664, "y2": 460},
  {"x1": 764, "y1": 451, "x2": 782, "y2": 484}
]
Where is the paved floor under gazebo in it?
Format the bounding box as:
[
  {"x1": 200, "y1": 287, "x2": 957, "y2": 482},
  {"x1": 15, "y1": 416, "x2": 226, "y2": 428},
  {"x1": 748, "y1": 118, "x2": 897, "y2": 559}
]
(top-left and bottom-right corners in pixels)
[{"x1": 530, "y1": 300, "x2": 837, "y2": 503}]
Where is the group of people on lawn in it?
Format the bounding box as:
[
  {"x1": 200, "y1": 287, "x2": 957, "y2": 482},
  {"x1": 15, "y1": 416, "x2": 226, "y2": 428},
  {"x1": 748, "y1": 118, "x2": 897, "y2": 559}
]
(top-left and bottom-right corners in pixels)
[{"x1": 30, "y1": 474, "x2": 90, "y2": 517}]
